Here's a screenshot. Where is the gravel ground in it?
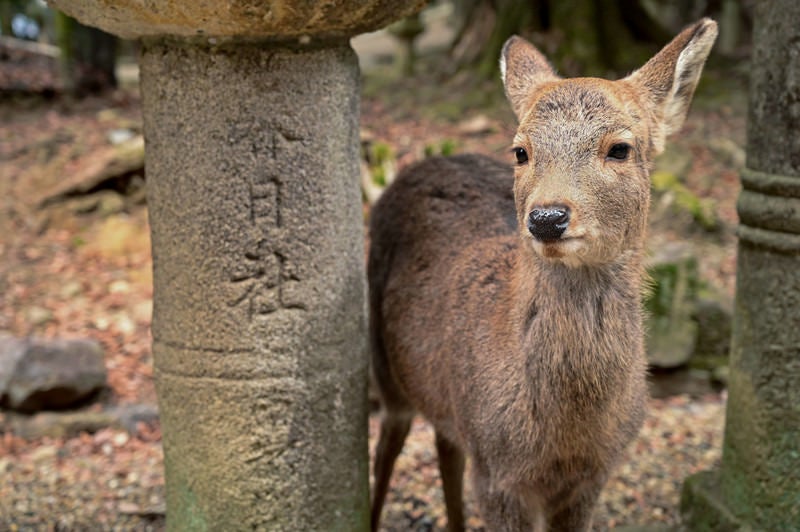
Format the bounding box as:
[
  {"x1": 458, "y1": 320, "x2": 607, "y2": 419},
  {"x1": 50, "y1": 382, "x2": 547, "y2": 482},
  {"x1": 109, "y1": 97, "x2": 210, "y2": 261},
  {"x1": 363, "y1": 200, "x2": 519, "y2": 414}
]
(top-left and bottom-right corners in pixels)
[
  {"x1": 0, "y1": 392, "x2": 724, "y2": 530},
  {"x1": 0, "y1": 423, "x2": 165, "y2": 531}
]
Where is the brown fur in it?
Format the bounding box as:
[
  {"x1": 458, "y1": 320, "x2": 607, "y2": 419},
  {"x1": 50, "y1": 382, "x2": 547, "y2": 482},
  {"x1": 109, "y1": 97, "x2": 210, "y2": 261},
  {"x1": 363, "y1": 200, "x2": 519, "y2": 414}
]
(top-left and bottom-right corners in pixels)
[{"x1": 369, "y1": 19, "x2": 717, "y2": 532}]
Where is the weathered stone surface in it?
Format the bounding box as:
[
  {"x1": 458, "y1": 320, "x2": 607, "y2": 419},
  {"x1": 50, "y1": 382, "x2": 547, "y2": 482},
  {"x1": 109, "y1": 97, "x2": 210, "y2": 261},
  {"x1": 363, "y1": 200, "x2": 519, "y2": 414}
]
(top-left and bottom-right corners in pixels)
[
  {"x1": 1, "y1": 337, "x2": 106, "y2": 413},
  {"x1": 683, "y1": 2, "x2": 800, "y2": 528},
  {"x1": 141, "y1": 41, "x2": 368, "y2": 530},
  {"x1": 746, "y1": 4, "x2": 800, "y2": 178},
  {"x1": 717, "y1": 245, "x2": 800, "y2": 527},
  {"x1": 45, "y1": 2, "x2": 426, "y2": 528},
  {"x1": 681, "y1": 471, "x2": 746, "y2": 531},
  {"x1": 48, "y1": 0, "x2": 426, "y2": 40}
]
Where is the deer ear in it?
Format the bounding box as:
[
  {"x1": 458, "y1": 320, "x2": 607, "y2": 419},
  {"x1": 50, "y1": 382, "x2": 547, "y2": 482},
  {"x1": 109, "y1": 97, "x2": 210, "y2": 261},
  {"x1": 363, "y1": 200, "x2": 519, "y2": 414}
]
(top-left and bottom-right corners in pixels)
[
  {"x1": 626, "y1": 18, "x2": 718, "y2": 152},
  {"x1": 501, "y1": 36, "x2": 560, "y2": 120}
]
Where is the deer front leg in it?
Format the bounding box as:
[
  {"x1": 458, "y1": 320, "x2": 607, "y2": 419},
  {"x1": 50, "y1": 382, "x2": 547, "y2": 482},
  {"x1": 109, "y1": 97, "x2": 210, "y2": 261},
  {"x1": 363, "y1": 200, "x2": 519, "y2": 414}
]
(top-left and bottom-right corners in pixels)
[
  {"x1": 471, "y1": 464, "x2": 543, "y2": 532},
  {"x1": 546, "y1": 478, "x2": 605, "y2": 532}
]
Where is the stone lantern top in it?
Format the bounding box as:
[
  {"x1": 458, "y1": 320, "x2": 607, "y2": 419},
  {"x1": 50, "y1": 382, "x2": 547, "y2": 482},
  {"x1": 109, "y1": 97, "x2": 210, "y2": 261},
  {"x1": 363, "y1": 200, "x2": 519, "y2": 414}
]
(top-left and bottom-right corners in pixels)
[{"x1": 47, "y1": 0, "x2": 427, "y2": 41}]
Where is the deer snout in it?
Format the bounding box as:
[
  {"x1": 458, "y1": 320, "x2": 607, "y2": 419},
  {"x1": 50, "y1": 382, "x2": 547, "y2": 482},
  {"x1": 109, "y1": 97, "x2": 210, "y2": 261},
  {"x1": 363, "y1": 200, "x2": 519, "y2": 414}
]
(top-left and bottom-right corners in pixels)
[{"x1": 527, "y1": 205, "x2": 571, "y2": 241}]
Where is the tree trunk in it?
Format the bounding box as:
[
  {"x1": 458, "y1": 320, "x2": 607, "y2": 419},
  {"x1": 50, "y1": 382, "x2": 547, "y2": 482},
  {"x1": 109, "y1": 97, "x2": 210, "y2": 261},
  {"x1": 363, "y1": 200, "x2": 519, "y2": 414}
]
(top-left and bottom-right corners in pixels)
[
  {"x1": 55, "y1": 11, "x2": 117, "y2": 96},
  {"x1": 717, "y1": 0, "x2": 741, "y2": 54},
  {"x1": 1, "y1": 0, "x2": 14, "y2": 38},
  {"x1": 450, "y1": 0, "x2": 671, "y2": 80}
]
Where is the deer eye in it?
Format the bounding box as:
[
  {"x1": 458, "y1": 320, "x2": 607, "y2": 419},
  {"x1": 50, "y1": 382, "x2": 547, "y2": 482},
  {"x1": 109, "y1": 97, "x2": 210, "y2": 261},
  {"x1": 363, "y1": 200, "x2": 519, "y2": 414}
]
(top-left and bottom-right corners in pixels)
[
  {"x1": 512, "y1": 147, "x2": 529, "y2": 165},
  {"x1": 606, "y1": 143, "x2": 631, "y2": 161}
]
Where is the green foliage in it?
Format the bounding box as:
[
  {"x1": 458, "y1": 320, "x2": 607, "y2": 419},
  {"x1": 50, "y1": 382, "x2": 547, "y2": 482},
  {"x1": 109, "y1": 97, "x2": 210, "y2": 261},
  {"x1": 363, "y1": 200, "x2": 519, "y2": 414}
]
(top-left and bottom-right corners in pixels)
[
  {"x1": 645, "y1": 256, "x2": 700, "y2": 319},
  {"x1": 424, "y1": 139, "x2": 458, "y2": 158},
  {"x1": 365, "y1": 141, "x2": 395, "y2": 187},
  {"x1": 439, "y1": 139, "x2": 457, "y2": 156},
  {"x1": 644, "y1": 247, "x2": 701, "y2": 368},
  {"x1": 651, "y1": 171, "x2": 719, "y2": 231}
]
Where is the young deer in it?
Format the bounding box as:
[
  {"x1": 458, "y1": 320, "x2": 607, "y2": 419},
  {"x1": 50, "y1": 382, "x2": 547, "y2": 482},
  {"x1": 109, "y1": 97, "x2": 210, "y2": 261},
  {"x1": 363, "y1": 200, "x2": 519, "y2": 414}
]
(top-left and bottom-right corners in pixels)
[{"x1": 368, "y1": 19, "x2": 717, "y2": 531}]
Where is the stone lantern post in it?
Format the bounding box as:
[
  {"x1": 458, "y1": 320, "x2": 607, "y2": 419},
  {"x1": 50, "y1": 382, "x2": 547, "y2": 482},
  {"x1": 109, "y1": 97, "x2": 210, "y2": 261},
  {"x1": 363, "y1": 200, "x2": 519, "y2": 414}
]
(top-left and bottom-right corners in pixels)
[
  {"x1": 47, "y1": 2, "x2": 424, "y2": 529},
  {"x1": 682, "y1": 2, "x2": 800, "y2": 529}
]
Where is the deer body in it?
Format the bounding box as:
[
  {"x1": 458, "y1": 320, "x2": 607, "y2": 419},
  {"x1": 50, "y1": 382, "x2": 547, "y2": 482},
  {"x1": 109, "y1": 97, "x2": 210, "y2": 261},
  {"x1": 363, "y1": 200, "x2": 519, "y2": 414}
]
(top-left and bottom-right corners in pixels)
[{"x1": 370, "y1": 20, "x2": 717, "y2": 531}]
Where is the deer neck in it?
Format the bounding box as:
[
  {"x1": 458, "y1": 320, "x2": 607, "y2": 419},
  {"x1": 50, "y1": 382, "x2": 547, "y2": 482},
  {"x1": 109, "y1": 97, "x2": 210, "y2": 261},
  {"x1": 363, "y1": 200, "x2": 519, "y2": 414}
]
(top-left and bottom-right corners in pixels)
[{"x1": 509, "y1": 245, "x2": 645, "y2": 372}]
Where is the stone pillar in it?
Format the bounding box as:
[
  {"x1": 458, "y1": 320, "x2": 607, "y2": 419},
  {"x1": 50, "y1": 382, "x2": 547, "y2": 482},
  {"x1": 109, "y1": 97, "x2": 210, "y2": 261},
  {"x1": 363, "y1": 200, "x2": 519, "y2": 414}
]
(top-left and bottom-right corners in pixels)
[
  {"x1": 47, "y1": 2, "x2": 425, "y2": 530},
  {"x1": 681, "y1": 2, "x2": 800, "y2": 529},
  {"x1": 143, "y1": 41, "x2": 369, "y2": 530}
]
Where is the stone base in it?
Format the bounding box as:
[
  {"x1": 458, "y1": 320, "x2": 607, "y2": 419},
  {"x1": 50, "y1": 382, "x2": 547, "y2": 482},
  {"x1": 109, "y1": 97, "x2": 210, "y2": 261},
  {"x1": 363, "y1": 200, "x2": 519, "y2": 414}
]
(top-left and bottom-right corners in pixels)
[{"x1": 680, "y1": 470, "x2": 751, "y2": 531}]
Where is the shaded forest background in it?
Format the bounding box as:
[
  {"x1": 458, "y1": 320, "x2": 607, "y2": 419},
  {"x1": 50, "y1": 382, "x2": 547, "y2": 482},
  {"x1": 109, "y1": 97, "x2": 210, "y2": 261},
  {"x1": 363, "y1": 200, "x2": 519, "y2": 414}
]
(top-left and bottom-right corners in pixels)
[{"x1": 2, "y1": 0, "x2": 752, "y2": 95}]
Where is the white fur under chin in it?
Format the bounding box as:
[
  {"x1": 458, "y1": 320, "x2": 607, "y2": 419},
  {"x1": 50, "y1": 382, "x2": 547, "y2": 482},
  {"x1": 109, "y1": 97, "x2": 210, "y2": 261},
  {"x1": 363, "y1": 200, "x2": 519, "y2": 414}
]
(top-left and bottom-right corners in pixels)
[{"x1": 530, "y1": 238, "x2": 587, "y2": 268}]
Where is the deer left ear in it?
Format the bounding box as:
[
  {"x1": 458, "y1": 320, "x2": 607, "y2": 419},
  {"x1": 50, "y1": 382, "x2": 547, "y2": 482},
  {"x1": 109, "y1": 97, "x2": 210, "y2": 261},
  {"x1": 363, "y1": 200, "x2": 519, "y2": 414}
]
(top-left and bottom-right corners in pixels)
[
  {"x1": 626, "y1": 18, "x2": 718, "y2": 152},
  {"x1": 501, "y1": 35, "x2": 561, "y2": 120}
]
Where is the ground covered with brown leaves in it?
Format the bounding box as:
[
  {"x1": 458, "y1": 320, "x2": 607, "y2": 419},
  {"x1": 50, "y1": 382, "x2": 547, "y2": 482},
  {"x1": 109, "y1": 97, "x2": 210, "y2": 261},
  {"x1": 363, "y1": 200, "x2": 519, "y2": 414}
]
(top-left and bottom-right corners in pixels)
[{"x1": 0, "y1": 50, "x2": 745, "y2": 529}]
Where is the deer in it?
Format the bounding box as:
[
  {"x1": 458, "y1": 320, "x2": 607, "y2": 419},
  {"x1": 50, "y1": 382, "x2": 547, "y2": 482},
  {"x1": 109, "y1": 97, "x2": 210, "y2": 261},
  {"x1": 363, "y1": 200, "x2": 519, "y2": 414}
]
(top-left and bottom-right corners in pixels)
[{"x1": 368, "y1": 18, "x2": 717, "y2": 532}]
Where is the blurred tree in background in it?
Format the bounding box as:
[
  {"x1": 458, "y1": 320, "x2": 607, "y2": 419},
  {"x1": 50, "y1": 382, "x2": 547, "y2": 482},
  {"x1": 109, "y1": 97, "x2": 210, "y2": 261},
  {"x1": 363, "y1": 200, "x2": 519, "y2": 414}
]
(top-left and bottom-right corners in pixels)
[
  {"x1": 1, "y1": 0, "x2": 117, "y2": 96},
  {"x1": 54, "y1": 10, "x2": 117, "y2": 95},
  {"x1": 450, "y1": 0, "x2": 753, "y2": 78}
]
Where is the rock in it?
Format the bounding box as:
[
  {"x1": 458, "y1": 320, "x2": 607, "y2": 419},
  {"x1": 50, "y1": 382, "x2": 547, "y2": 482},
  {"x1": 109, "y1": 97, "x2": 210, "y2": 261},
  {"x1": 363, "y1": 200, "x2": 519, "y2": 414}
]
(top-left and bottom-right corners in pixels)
[
  {"x1": 645, "y1": 243, "x2": 700, "y2": 368},
  {"x1": 37, "y1": 135, "x2": 145, "y2": 208},
  {"x1": 6, "y1": 403, "x2": 159, "y2": 439},
  {"x1": 24, "y1": 306, "x2": 53, "y2": 326},
  {"x1": 132, "y1": 300, "x2": 153, "y2": 325},
  {"x1": 8, "y1": 410, "x2": 116, "y2": 439},
  {"x1": 690, "y1": 296, "x2": 733, "y2": 371},
  {"x1": 648, "y1": 368, "x2": 716, "y2": 399},
  {"x1": 84, "y1": 215, "x2": 151, "y2": 259},
  {"x1": 2, "y1": 337, "x2": 107, "y2": 413},
  {"x1": 644, "y1": 245, "x2": 733, "y2": 385},
  {"x1": 111, "y1": 403, "x2": 159, "y2": 433},
  {"x1": 69, "y1": 190, "x2": 127, "y2": 216},
  {"x1": 0, "y1": 335, "x2": 27, "y2": 400},
  {"x1": 108, "y1": 280, "x2": 131, "y2": 294},
  {"x1": 107, "y1": 128, "x2": 136, "y2": 145},
  {"x1": 59, "y1": 280, "x2": 83, "y2": 299},
  {"x1": 457, "y1": 114, "x2": 494, "y2": 136},
  {"x1": 96, "y1": 190, "x2": 127, "y2": 216},
  {"x1": 711, "y1": 365, "x2": 730, "y2": 387}
]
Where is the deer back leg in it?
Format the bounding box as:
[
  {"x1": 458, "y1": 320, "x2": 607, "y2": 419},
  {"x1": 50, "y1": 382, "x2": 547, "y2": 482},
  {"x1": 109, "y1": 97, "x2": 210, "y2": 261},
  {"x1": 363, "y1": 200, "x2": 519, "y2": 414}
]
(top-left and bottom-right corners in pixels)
[
  {"x1": 435, "y1": 431, "x2": 466, "y2": 531},
  {"x1": 371, "y1": 410, "x2": 412, "y2": 531}
]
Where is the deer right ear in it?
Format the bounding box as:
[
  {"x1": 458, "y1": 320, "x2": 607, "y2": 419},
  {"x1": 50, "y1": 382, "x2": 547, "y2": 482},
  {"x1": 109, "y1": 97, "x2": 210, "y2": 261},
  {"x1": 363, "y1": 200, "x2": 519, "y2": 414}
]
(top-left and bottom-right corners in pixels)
[
  {"x1": 501, "y1": 36, "x2": 560, "y2": 120},
  {"x1": 625, "y1": 18, "x2": 717, "y2": 153}
]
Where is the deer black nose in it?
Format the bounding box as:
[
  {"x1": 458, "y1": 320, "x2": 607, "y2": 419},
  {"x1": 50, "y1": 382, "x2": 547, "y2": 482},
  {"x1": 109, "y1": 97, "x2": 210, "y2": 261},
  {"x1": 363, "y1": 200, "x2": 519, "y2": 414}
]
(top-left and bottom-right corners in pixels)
[{"x1": 527, "y1": 206, "x2": 571, "y2": 241}]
